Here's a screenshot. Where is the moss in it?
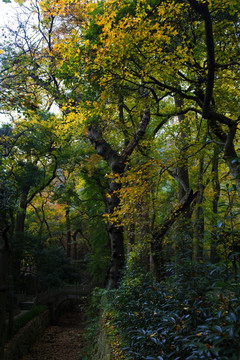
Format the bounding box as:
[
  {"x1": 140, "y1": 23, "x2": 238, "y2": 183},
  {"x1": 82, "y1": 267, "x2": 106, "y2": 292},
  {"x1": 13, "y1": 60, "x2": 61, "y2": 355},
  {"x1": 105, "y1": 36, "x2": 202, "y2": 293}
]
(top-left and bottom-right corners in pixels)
[{"x1": 4, "y1": 309, "x2": 51, "y2": 360}]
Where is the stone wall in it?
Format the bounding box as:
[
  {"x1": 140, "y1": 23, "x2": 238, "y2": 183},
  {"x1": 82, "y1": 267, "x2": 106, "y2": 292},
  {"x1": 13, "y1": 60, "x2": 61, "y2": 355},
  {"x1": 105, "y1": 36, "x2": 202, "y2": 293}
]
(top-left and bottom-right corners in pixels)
[
  {"x1": 93, "y1": 327, "x2": 112, "y2": 360},
  {"x1": 3, "y1": 310, "x2": 51, "y2": 360}
]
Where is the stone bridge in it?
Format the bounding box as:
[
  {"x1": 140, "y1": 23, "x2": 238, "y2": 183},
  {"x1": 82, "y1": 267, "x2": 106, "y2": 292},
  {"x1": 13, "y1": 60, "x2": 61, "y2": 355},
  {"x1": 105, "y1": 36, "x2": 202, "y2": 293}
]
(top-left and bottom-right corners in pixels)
[{"x1": 36, "y1": 284, "x2": 92, "y2": 323}]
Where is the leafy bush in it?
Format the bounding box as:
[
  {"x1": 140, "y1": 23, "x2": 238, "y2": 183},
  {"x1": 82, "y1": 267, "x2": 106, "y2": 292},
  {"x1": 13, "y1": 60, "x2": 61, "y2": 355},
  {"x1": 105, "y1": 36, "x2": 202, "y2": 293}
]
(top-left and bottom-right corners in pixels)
[
  {"x1": 35, "y1": 246, "x2": 80, "y2": 289},
  {"x1": 7, "y1": 305, "x2": 48, "y2": 340},
  {"x1": 187, "y1": 298, "x2": 240, "y2": 360},
  {"x1": 85, "y1": 287, "x2": 110, "y2": 319},
  {"x1": 106, "y1": 263, "x2": 240, "y2": 360}
]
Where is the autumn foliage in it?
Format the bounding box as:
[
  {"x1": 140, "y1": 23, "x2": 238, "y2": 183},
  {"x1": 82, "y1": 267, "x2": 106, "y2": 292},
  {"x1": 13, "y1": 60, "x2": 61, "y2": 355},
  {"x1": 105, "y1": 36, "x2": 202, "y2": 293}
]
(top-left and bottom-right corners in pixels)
[{"x1": 0, "y1": 0, "x2": 240, "y2": 358}]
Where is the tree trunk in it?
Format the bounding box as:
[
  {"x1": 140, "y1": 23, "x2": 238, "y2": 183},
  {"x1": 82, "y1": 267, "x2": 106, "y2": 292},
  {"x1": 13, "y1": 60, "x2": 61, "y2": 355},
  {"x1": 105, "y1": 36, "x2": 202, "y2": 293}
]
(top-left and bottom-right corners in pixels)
[
  {"x1": 88, "y1": 126, "x2": 126, "y2": 288},
  {"x1": 106, "y1": 175, "x2": 125, "y2": 289},
  {"x1": 88, "y1": 109, "x2": 150, "y2": 288},
  {"x1": 223, "y1": 123, "x2": 240, "y2": 197},
  {"x1": 72, "y1": 230, "x2": 80, "y2": 260},
  {"x1": 0, "y1": 227, "x2": 9, "y2": 360},
  {"x1": 210, "y1": 146, "x2": 220, "y2": 263},
  {"x1": 13, "y1": 188, "x2": 29, "y2": 292},
  {"x1": 151, "y1": 189, "x2": 197, "y2": 280},
  {"x1": 66, "y1": 207, "x2": 71, "y2": 258},
  {"x1": 15, "y1": 189, "x2": 29, "y2": 234},
  {"x1": 174, "y1": 94, "x2": 193, "y2": 262},
  {"x1": 127, "y1": 223, "x2": 135, "y2": 255},
  {"x1": 195, "y1": 157, "x2": 205, "y2": 262},
  {"x1": 185, "y1": 0, "x2": 240, "y2": 196}
]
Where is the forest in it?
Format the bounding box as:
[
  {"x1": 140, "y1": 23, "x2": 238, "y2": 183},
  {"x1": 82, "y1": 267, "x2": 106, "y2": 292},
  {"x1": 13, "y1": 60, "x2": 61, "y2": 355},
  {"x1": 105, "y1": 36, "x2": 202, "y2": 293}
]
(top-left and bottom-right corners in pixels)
[{"x1": 0, "y1": 0, "x2": 240, "y2": 359}]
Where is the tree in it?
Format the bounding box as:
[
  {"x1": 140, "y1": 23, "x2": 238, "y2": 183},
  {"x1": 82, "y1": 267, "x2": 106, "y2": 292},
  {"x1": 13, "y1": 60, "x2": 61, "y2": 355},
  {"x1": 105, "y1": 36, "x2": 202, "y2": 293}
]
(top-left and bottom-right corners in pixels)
[
  {"x1": 0, "y1": 171, "x2": 14, "y2": 359},
  {"x1": 80, "y1": 0, "x2": 240, "y2": 272},
  {"x1": 82, "y1": 0, "x2": 240, "y2": 192},
  {"x1": 0, "y1": 0, "x2": 239, "y2": 286},
  {"x1": 88, "y1": 109, "x2": 151, "y2": 287}
]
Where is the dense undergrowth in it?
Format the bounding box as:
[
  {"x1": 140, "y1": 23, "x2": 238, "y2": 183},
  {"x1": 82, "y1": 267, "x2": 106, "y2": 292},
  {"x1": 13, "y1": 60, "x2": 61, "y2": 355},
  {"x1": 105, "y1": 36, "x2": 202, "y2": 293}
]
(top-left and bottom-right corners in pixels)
[
  {"x1": 6, "y1": 305, "x2": 48, "y2": 341},
  {"x1": 84, "y1": 263, "x2": 240, "y2": 360}
]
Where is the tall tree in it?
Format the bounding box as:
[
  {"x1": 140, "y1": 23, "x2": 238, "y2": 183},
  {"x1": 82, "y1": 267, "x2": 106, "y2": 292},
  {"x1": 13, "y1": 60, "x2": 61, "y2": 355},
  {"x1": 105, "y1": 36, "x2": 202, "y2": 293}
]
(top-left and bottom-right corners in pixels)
[
  {"x1": 0, "y1": 0, "x2": 239, "y2": 285},
  {"x1": 88, "y1": 109, "x2": 151, "y2": 287}
]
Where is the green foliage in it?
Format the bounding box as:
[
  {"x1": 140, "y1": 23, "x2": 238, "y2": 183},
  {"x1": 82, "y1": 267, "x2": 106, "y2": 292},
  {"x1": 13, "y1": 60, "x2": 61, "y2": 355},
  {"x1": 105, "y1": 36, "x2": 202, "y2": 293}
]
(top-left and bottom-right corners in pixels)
[
  {"x1": 85, "y1": 1, "x2": 104, "y2": 43},
  {"x1": 87, "y1": 227, "x2": 110, "y2": 286},
  {"x1": 187, "y1": 298, "x2": 240, "y2": 360},
  {"x1": 1, "y1": 0, "x2": 240, "y2": 355},
  {"x1": 79, "y1": 287, "x2": 110, "y2": 360},
  {"x1": 86, "y1": 287, "x2": 110, "y2": 318},
  {"x1": 0, "y1": 179, "x2": 15, "y2": 216},
  {"x1": 7, "y1": 305, "x2": 48, "y2": 340},
  {"x1": 11, "y1": 233, "x2": 79, "y2": 289},
  {"x1": 106, "y1": 264, "x2": 240, "y2": 359},
  {"x1": 0, "y1": 126, "x2": 16, "y2": 218},
  {"x1": 35, "y1": 245, "x2": 80, "y2": 289}
]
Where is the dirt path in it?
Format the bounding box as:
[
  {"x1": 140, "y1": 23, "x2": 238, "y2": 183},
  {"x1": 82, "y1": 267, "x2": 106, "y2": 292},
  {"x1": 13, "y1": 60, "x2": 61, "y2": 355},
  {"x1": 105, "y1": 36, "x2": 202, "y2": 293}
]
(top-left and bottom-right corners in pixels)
[{"x1": 21, "y1": 311, "x2": 86, "y2": 360}]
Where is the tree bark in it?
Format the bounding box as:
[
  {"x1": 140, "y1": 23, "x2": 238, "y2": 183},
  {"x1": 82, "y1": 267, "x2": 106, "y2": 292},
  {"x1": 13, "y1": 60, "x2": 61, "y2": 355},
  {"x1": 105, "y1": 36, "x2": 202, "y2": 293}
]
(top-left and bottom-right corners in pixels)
[
  {"x1": 174, "y1": 95, "x2": 190, "y2": 199},
  {"x1": 88, "y1": 126, "x2": 125, "y2": 289},
  {"x1": 15, "y1": 188, "x2": 29, "y2": 234},
  {"x1": 0, "y1": 227, "x2": 9, "y2": 360},
  {"x1": 72, "y1": 229, "x2": 81, "y2": 260},
  {"x1": 207, "y1": 115, "x2": 240, "y2": 197},
  {"x1": 174, "y1": 94, "x2": 193, "y2": 262},
  {"x1": 13, "y1": 188, "x2": 29, "y2": 293},
  {"x1": 185, "y1": 0, "x2": 240, "y2": 197},
  {"x1": 66, "y1": 207, "x2": 71, "y2": 258},
  {"x1": 88, "y1": 109, "x2": 151, "y2": 288},
  {"x1": 194, "y1": 157, "x2": 205, "y2": 262},
  {"x1": 127, "y1": 223, "x2": 135, "y2": 255},
  {"x1": 185, "y1": 0, "x2": 215, "y2": 119},
  {"x1": 210, "y1": 146, "x2": 220, "y2": 263},
  {"x1": 151, "y1": 189, "x2": 197, "y2": 280},
  {"x1": 223, "y1": 123, "x2": 240, "y2": 197}
]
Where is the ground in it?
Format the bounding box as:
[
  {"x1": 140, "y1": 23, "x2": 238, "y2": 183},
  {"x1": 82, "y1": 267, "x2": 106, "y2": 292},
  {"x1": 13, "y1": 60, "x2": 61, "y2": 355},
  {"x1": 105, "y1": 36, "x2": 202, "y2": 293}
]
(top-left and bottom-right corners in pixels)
[{"x1": 21, "y1": 310, "x2": 86, "y2": 360}]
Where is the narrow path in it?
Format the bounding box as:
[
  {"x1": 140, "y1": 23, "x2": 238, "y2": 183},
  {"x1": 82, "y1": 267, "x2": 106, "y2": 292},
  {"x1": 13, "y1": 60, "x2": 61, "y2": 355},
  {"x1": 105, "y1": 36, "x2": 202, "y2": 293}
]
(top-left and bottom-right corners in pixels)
[{"x1": 21, "y1": 310, "x2": 86, "y2": 360}]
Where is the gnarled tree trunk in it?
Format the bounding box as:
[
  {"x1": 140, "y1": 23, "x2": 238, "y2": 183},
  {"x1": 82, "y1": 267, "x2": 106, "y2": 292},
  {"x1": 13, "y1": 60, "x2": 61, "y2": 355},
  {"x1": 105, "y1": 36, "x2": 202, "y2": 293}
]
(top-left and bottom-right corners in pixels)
[
  {"x1": 195, "y1": 157, "x2": 205, "y2": 262},
  {"x1": 174, "y1": 94, "x2": 193, "y2": 262},
  {"x1": 151, "y1": 189, "x2": 197, "y2": 281},
  {"x1": 88, "y1": 109, "x2": 150, "y2": 288}
]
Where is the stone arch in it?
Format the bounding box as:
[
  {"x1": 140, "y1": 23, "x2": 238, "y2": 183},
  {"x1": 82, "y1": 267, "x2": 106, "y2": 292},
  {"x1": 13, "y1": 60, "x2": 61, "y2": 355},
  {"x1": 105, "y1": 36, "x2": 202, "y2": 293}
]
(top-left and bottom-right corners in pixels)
[
  {"x1": 52, "y1": 295, "x2": 85, "y2": 324},
  {"x1": 36, "y1": 285, "x2": 91, "y2": 324}
]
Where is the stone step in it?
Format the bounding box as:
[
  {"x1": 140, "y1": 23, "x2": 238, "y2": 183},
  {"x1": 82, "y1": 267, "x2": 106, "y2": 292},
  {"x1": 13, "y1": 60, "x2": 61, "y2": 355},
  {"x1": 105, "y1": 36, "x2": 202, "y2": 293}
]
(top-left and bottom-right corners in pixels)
[{"x1": 19, "y1": 301, "x2": 35, "y2": 310}]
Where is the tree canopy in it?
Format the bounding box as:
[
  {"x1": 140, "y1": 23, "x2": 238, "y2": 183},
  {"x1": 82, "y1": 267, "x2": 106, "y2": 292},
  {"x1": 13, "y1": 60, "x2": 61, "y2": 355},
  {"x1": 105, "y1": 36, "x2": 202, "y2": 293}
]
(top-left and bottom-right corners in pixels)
[{"x1": 0, "y1": 0, "x2": 240, "y2": 357}]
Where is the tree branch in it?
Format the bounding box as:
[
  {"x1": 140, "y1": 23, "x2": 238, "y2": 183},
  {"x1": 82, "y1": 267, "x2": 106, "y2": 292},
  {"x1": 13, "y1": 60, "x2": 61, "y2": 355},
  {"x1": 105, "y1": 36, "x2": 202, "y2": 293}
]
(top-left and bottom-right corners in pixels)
[
  {"x1": 121, "y1": 108, "x2": 151, "y2": 161},
  {"x1": 185, "y1": 0, "x2": 215, "y2": 118},
  {"x1": 27, "y1": 158, "x2": 58, "y2": 204},
  {"x1": 88, "y1": 125, "x2": 124, "y2": 172},
  {"x1": 153, "y1": 189, "x2": 197, "y2": 240}
]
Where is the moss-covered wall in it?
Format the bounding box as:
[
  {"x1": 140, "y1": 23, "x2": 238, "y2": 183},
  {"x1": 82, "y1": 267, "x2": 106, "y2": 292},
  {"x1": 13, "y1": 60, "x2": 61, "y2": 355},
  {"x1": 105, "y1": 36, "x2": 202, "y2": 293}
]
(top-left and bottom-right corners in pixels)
[
  {"x1": 92, "y1": 326, "x2": 112, "y2": 360},
  {"x1": 3, "y1": 310, "x2": 51, "y2": 360}
]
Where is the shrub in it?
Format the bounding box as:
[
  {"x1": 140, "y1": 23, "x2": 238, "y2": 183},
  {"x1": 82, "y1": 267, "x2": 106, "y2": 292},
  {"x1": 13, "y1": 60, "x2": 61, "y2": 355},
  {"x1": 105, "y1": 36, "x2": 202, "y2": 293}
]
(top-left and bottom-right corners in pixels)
[
  {"x1": 7, "y1": 305, "x2": 48, "y2": 340},
  {"x1": 107, "y1": 263, "x2": 240, "y2": 360}
]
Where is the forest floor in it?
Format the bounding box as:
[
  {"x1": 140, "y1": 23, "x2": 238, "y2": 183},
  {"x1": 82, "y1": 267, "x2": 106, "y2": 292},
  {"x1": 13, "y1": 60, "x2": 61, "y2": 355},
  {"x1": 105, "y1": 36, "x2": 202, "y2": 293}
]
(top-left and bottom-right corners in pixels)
[{"x1": 21, "y1": 310, "x2": 87, "y2": 360}]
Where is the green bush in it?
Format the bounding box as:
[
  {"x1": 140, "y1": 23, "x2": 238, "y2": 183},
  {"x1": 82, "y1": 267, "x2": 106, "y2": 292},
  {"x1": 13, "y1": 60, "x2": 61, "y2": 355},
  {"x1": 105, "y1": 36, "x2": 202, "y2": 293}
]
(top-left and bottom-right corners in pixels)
[
  {"x1": 187, "y1": 298, "x2": 240, "y2": 360},
  {"x1": 8, "y1": 305, "x2": 48, "y2": 339},
  {"x1": 107, "y1": 263, "x2": 240, "y2": 360},
  {"x1": 35, "y1": 246, "x2": 80, "y2": 289}
]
